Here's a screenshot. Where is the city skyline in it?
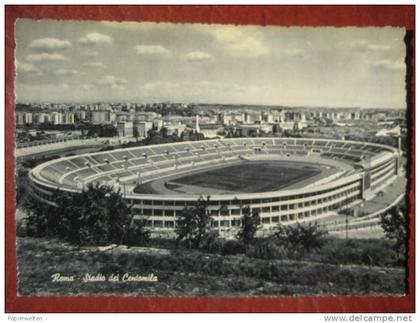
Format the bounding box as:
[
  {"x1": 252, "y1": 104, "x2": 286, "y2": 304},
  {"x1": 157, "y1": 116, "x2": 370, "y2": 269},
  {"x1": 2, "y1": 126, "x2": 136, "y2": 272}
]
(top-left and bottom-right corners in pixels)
[{"x1": 15, "y1": 20, "x2": 406, "y2": 109}]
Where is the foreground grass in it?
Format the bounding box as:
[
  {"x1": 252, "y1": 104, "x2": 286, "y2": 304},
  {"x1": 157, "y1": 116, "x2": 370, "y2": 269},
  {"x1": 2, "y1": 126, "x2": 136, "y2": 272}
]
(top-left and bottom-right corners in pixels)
[{"x1": 17, "y1": 237, "x2": 405, "y2": 296}]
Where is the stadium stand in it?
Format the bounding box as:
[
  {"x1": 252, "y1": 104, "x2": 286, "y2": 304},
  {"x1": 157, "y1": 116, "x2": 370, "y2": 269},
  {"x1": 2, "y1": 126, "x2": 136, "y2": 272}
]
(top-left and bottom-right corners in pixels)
[{"x1": 29, "y1": 137, "x2": 401, "y2": 232}]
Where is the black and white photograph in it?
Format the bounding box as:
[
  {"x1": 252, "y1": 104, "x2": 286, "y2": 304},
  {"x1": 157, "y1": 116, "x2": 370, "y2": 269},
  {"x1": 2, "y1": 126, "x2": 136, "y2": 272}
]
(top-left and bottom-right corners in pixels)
[{"x1": 14, "y1": 18, "x2": 410, "y2": 297}]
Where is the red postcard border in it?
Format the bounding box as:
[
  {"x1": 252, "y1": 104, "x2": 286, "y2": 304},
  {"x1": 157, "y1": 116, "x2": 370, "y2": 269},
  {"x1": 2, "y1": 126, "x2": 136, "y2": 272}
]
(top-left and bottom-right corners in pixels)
[{"x1": 5, "y1": 5, "x2": 415, "y2": 313}]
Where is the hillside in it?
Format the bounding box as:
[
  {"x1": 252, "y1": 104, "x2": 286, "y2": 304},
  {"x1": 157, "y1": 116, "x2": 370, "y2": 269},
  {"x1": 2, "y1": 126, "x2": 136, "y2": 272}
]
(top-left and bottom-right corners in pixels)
[{"x1": 16, "y1": 237, "x2": 405, "y2": 296}]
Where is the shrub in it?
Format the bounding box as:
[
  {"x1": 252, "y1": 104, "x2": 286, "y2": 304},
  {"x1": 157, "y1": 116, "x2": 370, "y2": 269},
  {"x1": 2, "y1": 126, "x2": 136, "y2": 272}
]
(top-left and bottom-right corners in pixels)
[
  {"x1": 245, "y1": 238, "x2": 288, "y2": 260},
  {"x1": 313, "y1": 238, "x2": 401, "y2": 267},
  {"x1": 99, "y1": 145, "x2": 115, "y2": 152},
  {"x1": 22, "y1": 155, "x2": 61, "y2": 169},
  {"x1": 16, "y1": 219, "x2": 28, "y2": 237},
  {"x1": 199, "y1": 231, "x2": 223, "y2": 253},
  {"x1": 273, "y1": 222, "x2": 328, "y2": 254},
  {"x1": 123, "y1": 219, "x2": 151, "y2": 246},
  {"x1": 221, "y1": 240, "x2": 245, "y2": 255},
  {"x1": 380, "y1": 201, "x2": 408, "y2": 253}
]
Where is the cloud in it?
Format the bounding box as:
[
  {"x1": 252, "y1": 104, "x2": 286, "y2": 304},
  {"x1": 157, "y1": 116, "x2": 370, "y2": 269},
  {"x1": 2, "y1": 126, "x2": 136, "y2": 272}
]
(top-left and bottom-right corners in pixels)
[
  {"x1": 225, "y1": 37, "x2": 269, "y2": 58},
  {"x1": 285, "y1": 48, "x2": 305, "y2": 57},
  {"x1": 349, "y1": 40, "x2": 391, "y2": 52},
  {"x1": 53, "y1": 69, "x2": 82, "y2": 77},
  {"x1": 185, "y1": 51, "x2": 214, "y2": 62},
  {"x1": 142, "y1": 81, "x2": 180, "y2": 91},
  {"x1": 82, "y1": 51, "x2": 98, "y2": 57},
  {"x1": 96, "y1": 75, "x2": 126, "y2": 89},
  {"x1": 79, "y1": 33, "x2": 113, "y2": 46},
  {"x1": 100, "y1": 21, "x2": 173, "y2": 32},
  {"x1": 83, "y1": 84, "x2": 95, "y2": 91},
  {"x1": 199, "y1": 25, "x2": 268, "y2": 59},
  {"x1": 29, "y1": 38, "x2": 71, "y2": 52},
  {"x1": 134, "y1": 45, "x2": 172, "y2": 57},
  {"x1": 205, "y1": 26, "x2": 244, "y2": 43},
  {"x1": 371, "y1": 59, "x2": 405, "y2": 71},
  {"x1": 16, "y1": 61, "x2": 42, "y2": 75},
  {"x1": 26, "y1": 53, "x2": 68, "y2": 62},
  {"x1": 83, "y1": 62, "x2": 106, "y2": 69}
]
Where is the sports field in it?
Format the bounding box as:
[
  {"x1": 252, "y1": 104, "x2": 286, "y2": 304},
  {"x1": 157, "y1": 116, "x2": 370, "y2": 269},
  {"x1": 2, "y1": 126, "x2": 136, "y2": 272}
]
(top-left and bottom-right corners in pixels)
[{"x1": 169, "y1": 161, "x2": 321, "y2": 193}]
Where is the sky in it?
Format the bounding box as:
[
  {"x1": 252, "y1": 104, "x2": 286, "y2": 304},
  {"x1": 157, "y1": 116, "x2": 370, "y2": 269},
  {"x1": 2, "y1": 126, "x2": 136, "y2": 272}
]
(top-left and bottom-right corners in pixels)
[{"x1": 15, "y1": 19, "x2": 406, "y2": 109}]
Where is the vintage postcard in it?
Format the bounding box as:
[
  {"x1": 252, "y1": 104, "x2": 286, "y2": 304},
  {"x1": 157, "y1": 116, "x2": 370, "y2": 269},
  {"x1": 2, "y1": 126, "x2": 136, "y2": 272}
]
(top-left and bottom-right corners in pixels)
[{"x1": 5, "y1": 5, "x2": 415, "y2": 313}]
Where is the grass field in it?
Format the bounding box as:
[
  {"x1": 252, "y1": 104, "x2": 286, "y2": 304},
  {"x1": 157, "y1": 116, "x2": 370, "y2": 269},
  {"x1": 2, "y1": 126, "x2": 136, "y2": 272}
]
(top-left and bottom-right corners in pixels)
[
  {"x1": 169, "y1": 161, "x2": 322, "y2": 193},
  {"x1": 17, "y1": 237, "x2": 405, "y2": 296}
]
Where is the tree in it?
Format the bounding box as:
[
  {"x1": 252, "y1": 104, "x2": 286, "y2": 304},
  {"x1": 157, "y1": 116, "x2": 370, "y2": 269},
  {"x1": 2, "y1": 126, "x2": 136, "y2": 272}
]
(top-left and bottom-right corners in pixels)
[
  {"x1": 15, "y1": 167, "x2": 30, "y2": 208},
  {"x1": 25, "y1": 195, "x2": 59, "y2": 238},
  {"x1": 293, "y1": 121, "x2": 300, "y2": 133},
  {"x1": 25, "y1": 184, "x2": 150, "y2": 246},
  {"x1": 380, "y1": 203, "x2": 408, "y2": 253},
  {"x1": 274, "y1": 222, "x2": 328, "y2": 253},
  {"x1": 160, "y1": 127, "x2": 169, "y2": 138},
  {"x1": 236, "y1": 206, "x2": 261, "y2": 248},
  {"x1": 175, "y1": 196, "x2": 213, "y2": 249},
  {"x1": 272, "y1": 124, "x2": 282, "y2": 135},
  {"x1": 87, "y1": 125, "x2": 117, "y2": 138}
]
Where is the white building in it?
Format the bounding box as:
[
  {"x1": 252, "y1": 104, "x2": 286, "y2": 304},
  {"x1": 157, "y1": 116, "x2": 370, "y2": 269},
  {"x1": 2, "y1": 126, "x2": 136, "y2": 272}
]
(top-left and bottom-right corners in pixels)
[
  {"x1": 133, "y1": 121, "x2": 153, "y2": 138},
  {"x1": 62, "y1": 112, "x2": 75, "y2": 124},
  {"x1": 117, "y1": 121, "x2": 133, "y2": 138},
  {"x1": 90, "y1": 111, "x2": 110, "y2": 125},
  {"x1": 51, "y1": 112, "x2": 63, "y2": 125}
]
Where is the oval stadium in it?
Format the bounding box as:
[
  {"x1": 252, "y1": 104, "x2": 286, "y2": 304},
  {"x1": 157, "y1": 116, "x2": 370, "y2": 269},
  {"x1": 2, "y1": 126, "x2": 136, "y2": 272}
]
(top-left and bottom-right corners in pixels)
[{"x1": 29, "y1": 137, "x2": 401, "y2": 235}]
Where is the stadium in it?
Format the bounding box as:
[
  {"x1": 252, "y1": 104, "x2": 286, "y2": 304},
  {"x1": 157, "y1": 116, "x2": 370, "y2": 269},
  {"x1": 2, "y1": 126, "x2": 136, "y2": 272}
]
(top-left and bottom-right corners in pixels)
[{"x1": 29, "y1": 137, "x2": 401, "y2": 235}]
